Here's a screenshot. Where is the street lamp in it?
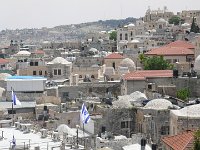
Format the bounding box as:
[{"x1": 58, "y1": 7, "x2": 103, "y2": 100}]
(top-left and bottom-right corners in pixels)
[{"x1": 76, "y1": 125, "x2": 80, "y2": 148}]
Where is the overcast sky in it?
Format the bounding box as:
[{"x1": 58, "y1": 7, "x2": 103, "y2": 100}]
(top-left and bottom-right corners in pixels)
[{"x1": 0, "y1": 0, "x2": 199, "y2": 30}]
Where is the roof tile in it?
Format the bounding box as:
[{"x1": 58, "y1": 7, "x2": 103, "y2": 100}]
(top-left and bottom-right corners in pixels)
[{"x1": 105, "y1": 53, "x2": 124, "y2": 59}]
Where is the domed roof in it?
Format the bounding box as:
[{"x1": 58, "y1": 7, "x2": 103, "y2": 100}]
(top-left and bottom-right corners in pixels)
[
  {"x1": 173, "y1": 104, "x2": 200, "y2": 118},
  {"x1": 120, "y1": 58, "x2": 136, "y2": 69},
  {"x1": 127, "y1": 23, "x2": 135, "y2": 27},
  {"x1": 16, "y1": 50, "x2": 31, "y2": 56},
  {"x1": 47, "y1": 57, "x2": 72, "y2": 65},
  {"x1": 0, "y1": 73, "x2": 11, "y2": 80},
  {"x1": 181, "y1": 23, "x2": 190, "y2": 27},
  {"x1": 194, "y1": 55, "x2": 200, "y2": 71},
  {"x1": 89, "y1": 48, "x2": 98, "y2": 53},
  {"x1": 157, "y1": 18, "x2": 167, "y2": 23},
  {"x1": 144, "y1": 98, "x2": 173, "y2": 110},
  {"x1": 130, "y1": 39, "x2": 140, "y2": 43}
]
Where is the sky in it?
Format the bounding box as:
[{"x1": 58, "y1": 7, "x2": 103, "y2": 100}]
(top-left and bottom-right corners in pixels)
[{"x1": 0, "y1": 0, "x2": 200, "y2": 30}]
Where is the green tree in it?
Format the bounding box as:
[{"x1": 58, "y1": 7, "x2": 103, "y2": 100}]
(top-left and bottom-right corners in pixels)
[
  {"x1": 194, "y1": 129, "x2": 200, "y2": 150},
  {"x1": 169, "y1": 16, "x2": 182, "y2": 25},
  {"x1": 190, "y1": 17, "x2": 200, "y2": 33},
  {"x1": 140, "y1": 56, "x2": 173, "y2": 70},
  {"x1": 176, "y1": 88, "x2": 190, "y2": 101},
  {"x1": 109, "y1": 31, "x2": 117, "y2": 41}
]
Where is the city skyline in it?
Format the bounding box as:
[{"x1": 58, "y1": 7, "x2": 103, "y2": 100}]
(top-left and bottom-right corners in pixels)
[{"x1": 0, "y1": 0, "x2": 199, "y2": 30}]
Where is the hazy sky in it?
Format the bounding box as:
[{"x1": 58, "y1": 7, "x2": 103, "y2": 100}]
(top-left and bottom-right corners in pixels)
[{"x1": 0, "y1": 0, "x2": 199, "y2": 30}]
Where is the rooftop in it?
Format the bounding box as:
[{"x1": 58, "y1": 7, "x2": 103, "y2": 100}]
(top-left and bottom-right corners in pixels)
[
  {"x1": 0, "y1": 58, "x2": 9, "y2": 64},
  {"x1": 105, "y1": 53, "x2": 124, "y2": 59},
  {"x1": 123, "y1": 70, "x2": 173, "y2": 80},
  {"x1": 6, "y1": 76, "x2": 47, "y2": 80},
  {"x1": 162, "y1": 130, "x2": 194, "y2": 150},
  {"x1": 166, "y1": 40, "x2": 195, "y2": 49}
]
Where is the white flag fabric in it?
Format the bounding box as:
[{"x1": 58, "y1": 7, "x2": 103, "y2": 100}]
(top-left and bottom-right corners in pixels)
[
  {"x1": 12, "y1": 90, "x2": 21, "y2": 106},
  {"x1": 81, "y1": 103, "x2": 90, "y2": 124}
]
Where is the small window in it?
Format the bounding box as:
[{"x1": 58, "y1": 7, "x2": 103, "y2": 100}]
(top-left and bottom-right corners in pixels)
[
  {"x1": 35, "y1": 62, "x2": 38, "y2": 66},
  {"x1": 30, "y1": 62, "x2": 33, "y2": 66},
  {"x1": 33, "y1": 71, "x2": 37, "y2": 75},
  {"x1": 54, "y1": 69, "x2": 57, "y2": 75},
  {"x1": 68, "y1": 120, "x2": 71, "y2": 125},
  {"x1": 120, "y1": 33, "x2": 122, "y2": 40},
  {"x1": 39, "y1": 70, "x2": 42, "y2": 75},
  {"x1": 58, "y1": 69, "x2": 61, "y2": 75}
]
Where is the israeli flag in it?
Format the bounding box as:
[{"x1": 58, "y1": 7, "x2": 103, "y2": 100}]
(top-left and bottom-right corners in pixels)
[
  {"x1": 81, "y1": 103, "x2": 90, "y2": 124},
  {"x1": 12, "y1": 90, "x2": 21, "y2": 106}
]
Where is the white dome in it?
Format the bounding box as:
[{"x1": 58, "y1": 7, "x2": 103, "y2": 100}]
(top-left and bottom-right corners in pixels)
[
  {"x1": 89, "y1": 48, "x2": 98, "y2": 53},
  {"x1": 194, "y1": 55, "x2": 200, "y2": 72},
  {"x1": 173, "y1": 104, "x2": 200, "y2": 118},
  {"x1": 16, "y1": 50, "x2": 31, "y2": 56},
  {"x1": 144, "y1": 98, "x2": 173, "y2": 110},
  {"x1": 47, "y1": 57, "x2": 72, "y2": 65},
  {"x1": 130, "y1": 39, "x2": 140, "y2": 43},
  {"x1": 181, "y1": 23, "x2": 190, "y2": 27},
  {"x1": 127, "y1": 23, "x2": 135, "y2": 27},
  {"x1": 157, "y1": 18, "x2": 167, "y2": 23},
  {"x1": 120, "y1": 58, "x2": 136, "y2": 70}
]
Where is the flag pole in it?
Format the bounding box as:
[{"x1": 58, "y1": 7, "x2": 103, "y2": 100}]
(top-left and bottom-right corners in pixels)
[
  {"x1": 11, "y1": 87, "x2": 14, "y2": 126},
  {"x1": 83, "y1": 123, "x2": 85, "y2": 149}
]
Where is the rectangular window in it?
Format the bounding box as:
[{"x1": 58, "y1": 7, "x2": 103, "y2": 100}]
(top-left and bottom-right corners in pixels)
[
  {"x1": 121, "y1": 121, "x2": 129, "y2": 129},
  {"x1": 33, "y1": 71, "x2": 37, "y2": 75},
  {"x1": 58, "y1": 69, "x2": 61, "y2": 75},
  {"x1": 54, "y1": 69, "x2": 57, "y2": 75},
  {"x1": 35, "y1": 62, "x2": 38, "y2": 66},
  {"x1": 39, "y1": 71, "x2": 42, "y2": 75},
  {"x1": 30, "y1": 62, "x2": 33, "y2": 66}
]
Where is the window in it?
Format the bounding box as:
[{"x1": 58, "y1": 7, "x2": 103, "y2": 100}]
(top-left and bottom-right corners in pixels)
[
  {"x1": 54, "y1": 69, "x2": 57, "y2": 75},
  {"x1": 125, "y1": 33, "x2": 128, "y2": 40},
  {"x1": 35, "y1": 62, "x2": 38, "y2": 66},
  {"x1": 161, "y1": 126, "x2": 169, "y2": 135},
  {"x1": 68, "y1": 120, "x2": 71, "y2": 125},
  {"x1": 39, "y1": 70, "x2": 42, "y2": 75},
  {"x1": 130, "y1": 31, "x2": 133, "y2": 36},
  {"x1": 33, "y1": 71, "x2": 37, "y2": 75},
  {"x1": 58, "y1": 69, "x2": 61, "y2": 75},
  {"x1": 30, "y1": 62, "x2": 33, "y2": 66},
  {"x1": 79, "y1": 75, "x2": 82, "y2": 78},
  {"x1": 121, "y1": 121, "x2": 129, "y2": 128},
  {"x1": 120, "y1": 33, "x2": 122, "y2": 40},
  {"x1": 173, "y1": 59, "x2": 179, "y2": 63}
]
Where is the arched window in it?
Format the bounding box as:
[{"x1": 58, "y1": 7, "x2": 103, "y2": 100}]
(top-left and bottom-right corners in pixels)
[
  {"x1": 91, "y1": 75, "x2": 95, "y2": 79},
  {"x1": 120, "y1": 34, "x2": 122, "y2": 40},
  {"x1": 125, "y1": 33, "x2": 128, "y2": 40},
  {"x1": 79, "y1": 75, "x2": 82, "y2": 78}
]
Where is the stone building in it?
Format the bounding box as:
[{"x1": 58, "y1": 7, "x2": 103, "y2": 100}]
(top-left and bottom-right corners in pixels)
[
  {"x1": 47, "y1": 57, "x2": 72, "y2": 80},
  {"x1": 121, "y1": 70, "x2": 173, "y2": 95},
  {"x1": 170, "y1": 104, "x2": 200, "y2": 135},
  {"x1": 136, "y1": 99, "x2": 172, "y2": 147},
  {"x1": 143, "y1": 6, "x2": 174, "y2": 22}
]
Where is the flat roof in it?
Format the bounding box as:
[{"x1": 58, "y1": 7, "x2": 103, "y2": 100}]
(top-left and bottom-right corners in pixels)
[{"x1": 6, "y1": 76, "x2": 47, "y2": 80}]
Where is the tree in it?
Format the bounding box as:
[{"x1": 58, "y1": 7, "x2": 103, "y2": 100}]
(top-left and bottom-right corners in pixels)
[
  {"x1": 194, "y1": 129, "x2": 200, "y2": 150},
  {"x1": 169, "y1": 16, "x2": 182, "y2": 25},
  {"x1": 140, "y1": 56, "x2": 173, "y2": 70},
  {"x1": 176, "y1": 88, "x2": 190, "y2": 101},
  {"x1": 190, "y1": 17, "x2": 200, "y2": 33},
  {"x1": 109, "y1": 31, "x2": 117, "y2": 41}
]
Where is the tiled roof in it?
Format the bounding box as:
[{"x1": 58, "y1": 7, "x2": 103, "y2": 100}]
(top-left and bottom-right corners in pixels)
[
  {"x1": 123, "y1": 70, "x2": 173, "y2": 80},
  {"x1": 105, "y1": 53, "x2": 124, "y2": 59},
  {"x1": 162, "y1": 130, "x2": 194, "y2": 150},
  {"x1": 166, "y1": 40, "x2": 195, "y2": 49},
  {"x1": 34, "y1": 50, "x2": 44, "y2": 54},
  {"x1": 145, "y1": 46, "x2": 194, "y2": 56},
  {"x1": 0, "y1": 58, "x2": 9, "y2": 64}
]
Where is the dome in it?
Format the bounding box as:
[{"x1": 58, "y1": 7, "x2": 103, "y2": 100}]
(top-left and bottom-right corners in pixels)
[
  {"x1": 194, "y1": 55, "x2": 200, "y2": 72},
  {"x1": 56, "y1": 124, "x2": 73, "y2": 135},
  {"x1": 120, "y1": 58, "x2": 136, "y2": 70},
  {"x1": 47, "y1": 57, "x2": 72, "y2": 65},
  {"x1": 16, "y1": 50, "x2": 31, "y2": 56},
  {"x1": 130, "y1": 39, "x2": 140, "y2": 43},
  {"x1": 127, "y1": 23, "x2": 135, "y2": 27},
  {"x1": 157, "y1": 18, "x2": 167, "y2": 23},
  {"x1": 181, "y1": 23, "x2": 190, "y2": 27},
  {"x1": 173, "y1": 104, "x2": 200, "y2": 118},
  {"x1": 0, "y1": 73, "x2": 11, "y2": 80},
  {"x1": 89, "y1": 48, "x2": 98, "y2": 53},
  {"x1": 144, "y1": 98, "x2": 173, "y2": 110}
]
